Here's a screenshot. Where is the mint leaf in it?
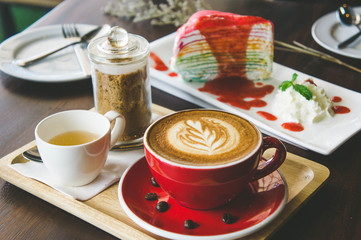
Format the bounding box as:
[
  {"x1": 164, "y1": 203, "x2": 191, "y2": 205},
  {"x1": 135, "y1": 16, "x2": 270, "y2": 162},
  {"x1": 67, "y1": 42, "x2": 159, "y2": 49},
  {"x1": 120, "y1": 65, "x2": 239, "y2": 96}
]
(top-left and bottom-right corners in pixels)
[
  {"x1": 293, "y1": 84, "x2": 313, "y2": 100},
  {"x1": 278, "y1": 73, "x2": 313, "y2": 100},
  {"x1": 279, "y1": 73, "x2": 298, "y2": 91},
  {"x1": 278, "y1": 81, "x2": 293, "y2": 91},
  {"x1": 291, "y1": 73, "x2": 298, "y2": 83}
]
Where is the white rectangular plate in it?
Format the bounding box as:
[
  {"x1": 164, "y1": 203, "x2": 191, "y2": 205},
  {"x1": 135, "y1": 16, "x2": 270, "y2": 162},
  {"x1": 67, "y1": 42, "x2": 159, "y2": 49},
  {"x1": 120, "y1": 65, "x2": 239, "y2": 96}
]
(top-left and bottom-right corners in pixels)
[{"x1": 149, "y1": 33, "x2": 361, "y2": 155}]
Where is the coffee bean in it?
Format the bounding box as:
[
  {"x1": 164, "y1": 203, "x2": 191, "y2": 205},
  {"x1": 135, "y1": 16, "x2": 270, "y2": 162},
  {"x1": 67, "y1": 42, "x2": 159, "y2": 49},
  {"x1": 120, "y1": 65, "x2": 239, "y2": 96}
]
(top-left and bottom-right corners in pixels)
[
  {"x1": 151, "y1": 177, "x2": 160, "y2": 187},
  {"x1": 145, "y1": 193, "x2": 158, "y2": 201},
  {"x1": 156, "y1": 201, "x2": 169, "y2": 212},
  {"x1": 184, "y1": 219, "x2": 197, "y2": 229},
  {"x1": 222, "y1": 213, "x2": 235, "y2": 224}
]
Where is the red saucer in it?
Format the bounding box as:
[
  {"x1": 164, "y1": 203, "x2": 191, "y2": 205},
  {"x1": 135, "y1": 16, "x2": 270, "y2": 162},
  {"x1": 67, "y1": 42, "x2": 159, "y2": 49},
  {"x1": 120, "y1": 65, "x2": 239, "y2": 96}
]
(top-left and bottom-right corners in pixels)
[{"x1": 118, "y1": 157, "x2": 287, "y2": 240}]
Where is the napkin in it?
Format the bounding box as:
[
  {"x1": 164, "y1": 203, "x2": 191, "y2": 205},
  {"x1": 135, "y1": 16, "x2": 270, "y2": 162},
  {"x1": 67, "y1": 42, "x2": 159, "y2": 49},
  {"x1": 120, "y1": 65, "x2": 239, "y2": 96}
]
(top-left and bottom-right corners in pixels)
[{"x1": 10, "y1": 148, "x2": 145, "y2": 201}]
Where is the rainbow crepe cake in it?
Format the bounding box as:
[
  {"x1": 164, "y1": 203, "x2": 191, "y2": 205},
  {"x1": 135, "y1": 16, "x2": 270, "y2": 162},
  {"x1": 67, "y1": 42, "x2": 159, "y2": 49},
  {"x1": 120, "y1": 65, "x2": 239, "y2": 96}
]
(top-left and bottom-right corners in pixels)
[{"x1": 170, "y1": 10, "x2": 274, "y2": 82}]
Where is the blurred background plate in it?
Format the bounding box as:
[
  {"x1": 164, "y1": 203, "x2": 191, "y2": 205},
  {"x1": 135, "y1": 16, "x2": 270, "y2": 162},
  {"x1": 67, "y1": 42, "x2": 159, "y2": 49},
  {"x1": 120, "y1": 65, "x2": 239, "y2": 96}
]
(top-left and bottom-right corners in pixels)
[
  {"x1": 312, "y1": 6, "x2": 361, "y2": 59},
  {"x1": 0, "y1": 24, "x2": 96, "y2": 82}
]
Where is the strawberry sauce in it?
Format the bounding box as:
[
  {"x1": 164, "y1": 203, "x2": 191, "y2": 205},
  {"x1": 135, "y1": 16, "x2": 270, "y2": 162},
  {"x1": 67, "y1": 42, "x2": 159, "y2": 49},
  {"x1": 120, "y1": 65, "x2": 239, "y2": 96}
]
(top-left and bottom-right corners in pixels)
[
  {"x1": 199, "y1": 76, "x2": 274, "y2": 110},
  {"x1": 281, "y1": 122, "x2": 304, "y2": 132},
  {"x1": 150, "y1": 52, "x2": 168, "y2": 71},
  {"x1": 168, "y1": 72, "x2": 178, "y2": 77},
  {"x1": 331, "y1": 96, "x2": 350, "y2": 114},
  {"x1": 257, "y1": 111, "x2": 277, "y2": 121},
  {"x1": 332, "y1": 105, "x2": 350, "y2": 114},
  {"x1": 331, "y1": 96, "x2": 342, "y2": 103}
]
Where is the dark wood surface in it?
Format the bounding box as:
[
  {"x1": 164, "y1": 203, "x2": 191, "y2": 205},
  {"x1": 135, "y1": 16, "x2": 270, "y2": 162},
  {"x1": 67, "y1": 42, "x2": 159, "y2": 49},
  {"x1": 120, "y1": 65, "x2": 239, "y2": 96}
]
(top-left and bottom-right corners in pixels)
[{"x1": 0, "y1": 0, "x2": 360, "y2": 239}]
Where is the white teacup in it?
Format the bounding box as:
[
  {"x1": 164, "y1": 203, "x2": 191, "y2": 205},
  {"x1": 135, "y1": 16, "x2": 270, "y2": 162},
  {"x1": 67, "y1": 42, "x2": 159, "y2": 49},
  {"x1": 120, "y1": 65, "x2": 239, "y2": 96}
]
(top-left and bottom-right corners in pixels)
[{"x1": 35, "y1": 110, "x2": 125, "y2": 186}]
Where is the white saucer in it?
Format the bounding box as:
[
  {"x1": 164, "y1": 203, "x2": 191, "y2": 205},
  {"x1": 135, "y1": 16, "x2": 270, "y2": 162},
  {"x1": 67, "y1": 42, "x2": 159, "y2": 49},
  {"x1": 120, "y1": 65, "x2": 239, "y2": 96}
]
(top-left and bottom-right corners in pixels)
[
  {"x1": 311, "y1": 6, "x2": 361, "y2": 59},
  {"x1": 0, "y1": 24, "x2": 97, "y2": 82}
]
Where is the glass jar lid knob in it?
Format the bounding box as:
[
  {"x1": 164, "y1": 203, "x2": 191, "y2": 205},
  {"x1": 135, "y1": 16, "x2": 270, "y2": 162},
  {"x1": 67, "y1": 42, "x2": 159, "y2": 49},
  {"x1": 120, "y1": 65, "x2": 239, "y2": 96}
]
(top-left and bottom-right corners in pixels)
[{"x1": 108, "y1": 26, "x2": 128, "y2": 48}]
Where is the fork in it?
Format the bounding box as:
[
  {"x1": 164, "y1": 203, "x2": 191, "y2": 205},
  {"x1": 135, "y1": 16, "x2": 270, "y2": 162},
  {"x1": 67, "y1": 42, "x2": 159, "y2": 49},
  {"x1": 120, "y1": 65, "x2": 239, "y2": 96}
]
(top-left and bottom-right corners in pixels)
[{"x1": 62, "y1": 24, "x2": 91, "y2": 77}]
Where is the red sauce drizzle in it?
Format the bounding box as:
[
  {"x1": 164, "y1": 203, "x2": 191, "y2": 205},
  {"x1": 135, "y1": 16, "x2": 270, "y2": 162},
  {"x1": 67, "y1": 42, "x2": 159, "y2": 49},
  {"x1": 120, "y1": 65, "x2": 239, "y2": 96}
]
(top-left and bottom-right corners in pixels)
[
  {"x1": 199, "y1": 76, "x2": 274, "y2": 110},
  {"x1": 281, "y1": 122, "x2": 304, "y2": 132},
  {"x1": 332, "y1": 96, "x2": 342, "y2": 103},
  {"x1": 257, "y1": 111, "x2": 277, "y2": 121},
  {"x1": 306, "y1": 79, "x2": 317, "y2": 86},
  {"x1": 150, "y1": 52, "x2": 168, "y2": 71},
  {"x1": 168, "y1": 72, "x2": 178, "y2": 77},
  {"x1": 332, "y1": 106, "x2": 350, "y2": 114}
]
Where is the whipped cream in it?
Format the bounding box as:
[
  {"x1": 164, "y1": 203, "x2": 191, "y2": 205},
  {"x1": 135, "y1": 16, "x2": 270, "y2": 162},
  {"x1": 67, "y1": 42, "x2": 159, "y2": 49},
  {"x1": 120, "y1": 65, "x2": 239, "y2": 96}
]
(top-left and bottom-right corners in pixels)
[{"x1": 272, "y1": 78, "x2": 334, "y2": 123}]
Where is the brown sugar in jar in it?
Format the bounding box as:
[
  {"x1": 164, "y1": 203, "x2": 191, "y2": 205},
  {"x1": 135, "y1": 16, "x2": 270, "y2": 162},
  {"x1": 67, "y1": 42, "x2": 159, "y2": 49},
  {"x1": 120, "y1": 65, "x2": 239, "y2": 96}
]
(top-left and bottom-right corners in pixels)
[{"x1": 94, "y1": 65, "x2": 151, "y2": 141}]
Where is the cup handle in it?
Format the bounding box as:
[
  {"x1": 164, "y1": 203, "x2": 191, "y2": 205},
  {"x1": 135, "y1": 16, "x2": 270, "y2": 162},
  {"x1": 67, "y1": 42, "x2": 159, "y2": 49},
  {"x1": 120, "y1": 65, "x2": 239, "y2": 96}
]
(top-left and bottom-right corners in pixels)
[
  {"x1": 104, "y1": 110, "x2": 125, "y2": 148},
  {"x1": 252, "y1": 136, "x2": 287, "y2": 181}
]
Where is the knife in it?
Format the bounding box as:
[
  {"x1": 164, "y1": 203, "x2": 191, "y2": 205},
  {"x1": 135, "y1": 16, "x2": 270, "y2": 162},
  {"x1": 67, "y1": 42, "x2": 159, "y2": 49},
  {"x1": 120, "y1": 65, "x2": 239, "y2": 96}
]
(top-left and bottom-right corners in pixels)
[
  {"x1": 338, "y1": 30, "x2": 361, "y2": 49},
  {"x1": 13, "y1": 26, "x2": 102, "y2": 67},
  {"x1": 72, "y1": 24, "x2": 111, "y2": 77}
]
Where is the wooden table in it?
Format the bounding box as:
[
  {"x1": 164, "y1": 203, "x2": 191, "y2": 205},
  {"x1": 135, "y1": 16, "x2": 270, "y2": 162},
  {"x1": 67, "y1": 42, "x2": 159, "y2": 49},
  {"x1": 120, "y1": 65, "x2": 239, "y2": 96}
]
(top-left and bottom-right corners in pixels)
[{"x1": 0, "y1": 0, "x2": 360, "y2": 239}]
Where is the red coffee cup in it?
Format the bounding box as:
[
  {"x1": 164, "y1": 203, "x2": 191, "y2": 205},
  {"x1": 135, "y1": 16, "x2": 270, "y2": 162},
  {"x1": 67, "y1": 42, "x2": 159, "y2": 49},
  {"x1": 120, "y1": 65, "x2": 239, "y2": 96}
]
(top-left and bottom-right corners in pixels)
[{"x1": 144, "y1": 109, "x2": 286, "y2": 210}]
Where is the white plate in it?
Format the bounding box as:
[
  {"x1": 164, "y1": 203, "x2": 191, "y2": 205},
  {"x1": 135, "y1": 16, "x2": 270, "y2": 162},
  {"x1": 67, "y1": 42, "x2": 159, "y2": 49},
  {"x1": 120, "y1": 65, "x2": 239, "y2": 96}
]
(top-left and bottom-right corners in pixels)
[
  {"x1": 311, "y1": 6, "x2": 361, "y2": 59},
  {"x1": 0, "y1": 24, "x2": 97, "y2": 82},
  {"x1": 149, "y1": 33, "x2": 361, "y2": 155}
]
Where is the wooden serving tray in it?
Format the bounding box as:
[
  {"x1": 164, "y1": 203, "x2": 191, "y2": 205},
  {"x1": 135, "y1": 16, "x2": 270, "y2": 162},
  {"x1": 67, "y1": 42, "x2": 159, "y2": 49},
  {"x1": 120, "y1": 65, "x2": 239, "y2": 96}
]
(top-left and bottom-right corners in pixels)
[{"x1": 0, "y1": 104, "x2": 329, "y2": 240}]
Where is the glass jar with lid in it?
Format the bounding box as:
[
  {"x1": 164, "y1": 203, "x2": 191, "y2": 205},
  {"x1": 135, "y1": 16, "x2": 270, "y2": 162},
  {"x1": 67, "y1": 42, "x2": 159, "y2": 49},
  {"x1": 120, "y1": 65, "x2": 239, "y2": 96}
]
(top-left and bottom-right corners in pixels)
[{"x1": 88, "y1": 26, "x2": 152, "y2": 144}]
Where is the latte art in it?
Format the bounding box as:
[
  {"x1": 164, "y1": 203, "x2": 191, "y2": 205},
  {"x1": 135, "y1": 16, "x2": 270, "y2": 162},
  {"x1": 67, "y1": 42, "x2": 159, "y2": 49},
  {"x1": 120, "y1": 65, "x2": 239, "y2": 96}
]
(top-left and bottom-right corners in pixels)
[
  {"x1": 168, "y1": 118, "x2": 239, "y2": 155},
  {"x1": 147, "y1": 110, "x2": 260, "y2": 166}
]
